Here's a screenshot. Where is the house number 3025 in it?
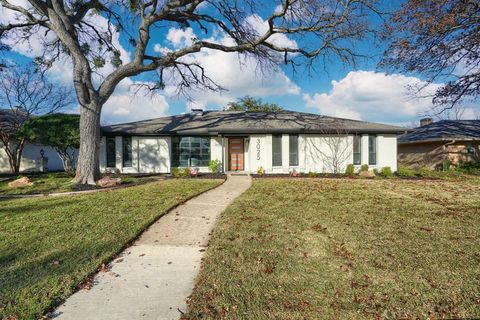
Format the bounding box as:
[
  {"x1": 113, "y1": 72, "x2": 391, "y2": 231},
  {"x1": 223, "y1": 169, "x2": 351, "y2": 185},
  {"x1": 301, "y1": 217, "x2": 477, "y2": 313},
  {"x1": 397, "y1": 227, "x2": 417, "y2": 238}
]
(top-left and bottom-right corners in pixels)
[{"x1": 256, "y1": 138, "x2": 261, "y2": 160}]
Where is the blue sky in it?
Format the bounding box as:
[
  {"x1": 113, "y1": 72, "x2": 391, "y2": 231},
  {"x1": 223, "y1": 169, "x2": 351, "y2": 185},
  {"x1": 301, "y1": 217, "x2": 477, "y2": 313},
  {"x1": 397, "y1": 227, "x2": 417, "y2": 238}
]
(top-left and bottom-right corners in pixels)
[{"x1": 1, "y1": 1, "x2": 478, "y2": 125}]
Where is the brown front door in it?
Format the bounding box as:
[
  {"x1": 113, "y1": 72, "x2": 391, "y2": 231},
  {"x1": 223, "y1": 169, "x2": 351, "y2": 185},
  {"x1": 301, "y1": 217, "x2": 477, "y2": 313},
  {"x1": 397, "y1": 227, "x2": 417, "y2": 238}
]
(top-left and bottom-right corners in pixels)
[{"x1": 229, "y1": 138, "x2": 244, "y2": 171}]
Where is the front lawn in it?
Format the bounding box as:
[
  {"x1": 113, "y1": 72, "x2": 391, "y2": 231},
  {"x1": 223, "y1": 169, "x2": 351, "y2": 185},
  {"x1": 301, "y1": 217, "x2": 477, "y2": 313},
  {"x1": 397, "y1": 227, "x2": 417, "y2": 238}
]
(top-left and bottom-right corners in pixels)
[
  {"x1": 0, "y1": 179, "x2": 223, "y2": 319},
  {"x1": 186, "y1": 178, "x2": 480, "y2": 319},
  {"x1": 0, "y1": 172, "x2": 148, "y2": 196},
  {"x1": 0, "y1": 172, "x2": 78, "y2": 195}
]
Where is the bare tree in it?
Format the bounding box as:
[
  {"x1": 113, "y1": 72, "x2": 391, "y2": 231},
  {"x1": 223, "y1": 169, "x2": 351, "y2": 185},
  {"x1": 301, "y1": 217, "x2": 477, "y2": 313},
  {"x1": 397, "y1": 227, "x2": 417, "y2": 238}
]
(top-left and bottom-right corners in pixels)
[
  {"x1": 317, "y1": 127, "x2": 352, "y2": 174},
  {"x1": 305, "y1": 121, "x2": 352, "y2": 173},
  {"x1": 0, "y1": 0, "x2": 379, "y2": 184},
  {"x1": 0, "y1": 64, "x2": 73, "y2": 173},
  {"x1": 381, "y1": 0, "x2": 480, "y2": 115}
]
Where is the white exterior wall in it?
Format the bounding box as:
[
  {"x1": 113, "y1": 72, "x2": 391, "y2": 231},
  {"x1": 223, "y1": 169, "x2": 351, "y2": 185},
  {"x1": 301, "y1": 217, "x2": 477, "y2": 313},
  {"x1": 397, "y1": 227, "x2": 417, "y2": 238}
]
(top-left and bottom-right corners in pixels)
[
  {"x1": 377, "y1": 134, "x2": 398, "y2": 171},
  {"x1": 302, "y1": 134, "x2": 353, "y2": 173},
  {"x1": 99, "y1": 133, "x2": 398, "y2": 174},
  {"x1": 248, "y1": 134, "x2": 268, "y2": 173},
  {"x1": 137, "y1": 137, "x2": 170, "y2": 173},
  {"x1": 210, "y1": 137, "x2": 223, "y2": 171},
  {"x1": 0, "y1": 142, "x2": 72, "y2": 173}
]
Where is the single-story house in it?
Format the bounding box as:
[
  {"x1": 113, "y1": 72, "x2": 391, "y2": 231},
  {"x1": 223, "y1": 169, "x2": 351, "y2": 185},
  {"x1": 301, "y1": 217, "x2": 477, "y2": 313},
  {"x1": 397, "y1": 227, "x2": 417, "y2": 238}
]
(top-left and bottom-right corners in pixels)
[
  {"x1": 398, "y1": 118, "x2": 480, "y2": 169},
  {"x1": 101, "y1": 110, "x2": 405, "y2": 174},
  {"x1": 0, "y1": 109, "x2": 67, "y2": 173}
]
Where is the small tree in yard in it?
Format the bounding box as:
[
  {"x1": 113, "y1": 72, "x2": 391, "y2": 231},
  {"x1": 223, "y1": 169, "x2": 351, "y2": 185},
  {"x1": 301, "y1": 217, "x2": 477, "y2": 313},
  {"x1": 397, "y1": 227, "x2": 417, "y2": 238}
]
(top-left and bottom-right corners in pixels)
[
  {"x1": 308, "y1": 122, "x2": 352, "y2": 174},
  {"x1": 0, "y1": 0, "x2": 379, "y2": 184},
  {"x1": 17, "y1": 114, "x2": 80, "y2": 172},
  {"x1": 0, "y1": 65, "x2": 73, "y2": 173}
]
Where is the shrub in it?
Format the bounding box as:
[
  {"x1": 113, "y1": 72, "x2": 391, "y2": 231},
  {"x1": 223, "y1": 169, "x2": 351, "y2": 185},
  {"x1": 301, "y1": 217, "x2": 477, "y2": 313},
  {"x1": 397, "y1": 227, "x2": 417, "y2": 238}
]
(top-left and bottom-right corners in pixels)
[
  {"x1": 373, "y1": 168, "x2": 379, "y2": 175},
  {"x1": 442, "y1": 159, "x2": 451, "y2": 171},
  {"x1": 381, "y1": 166, "x2": 393, "y2": 178},
  {"x1": 308, "y1": 171, "x2": 317, "y2": 177},
  {"x1": 208, "y1": 159, "x2": 221, "y2": 173},
  {"x1": 345, "y1": 164, "x2": 355, "y2": 176},
  {"x1": 171, "y1": 167, "x2": 190, "y2": 178},
  {"x1": 417, "y1": 166, "x2": 435, "y2": 177},
  {"x1": 396, "y1": 165, "x2": 415, "y2": 177},
  {"x1": 360, "y1": 164, "x2": 369, "y2": 172},
  {"x1": 455, "y1": 162, "x2": 480, "y2": 174},
  {"x1": 257, "y1": 166, "x2": 265, "y2": 176}
]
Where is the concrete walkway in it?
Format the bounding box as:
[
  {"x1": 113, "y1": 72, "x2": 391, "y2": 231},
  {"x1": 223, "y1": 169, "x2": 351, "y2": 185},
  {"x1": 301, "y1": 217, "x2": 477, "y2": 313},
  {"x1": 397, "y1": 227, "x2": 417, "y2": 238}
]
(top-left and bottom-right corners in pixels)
[{"x1": 53, "y1": 175, "x2": 252, "y2": 320}]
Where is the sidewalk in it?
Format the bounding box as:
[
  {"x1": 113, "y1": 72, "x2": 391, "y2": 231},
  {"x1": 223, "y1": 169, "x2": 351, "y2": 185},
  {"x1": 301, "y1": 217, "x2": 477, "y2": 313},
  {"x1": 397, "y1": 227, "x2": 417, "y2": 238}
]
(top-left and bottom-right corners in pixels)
[{"x1": 53, "y1": 175, "x2": 252, "y2": 320}]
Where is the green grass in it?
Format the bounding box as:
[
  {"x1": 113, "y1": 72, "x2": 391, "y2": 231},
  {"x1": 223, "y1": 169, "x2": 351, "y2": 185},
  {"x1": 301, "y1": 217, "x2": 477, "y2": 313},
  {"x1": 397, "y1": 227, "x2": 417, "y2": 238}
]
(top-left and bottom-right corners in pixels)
[
  {"x1": 0, "y1": 179, "x2": 223, "y2": 319},
  {"x1": 0, "y1": 172, "x2": 78, "y2": 195},
  {"x1": 186, "y1": 178, "x2": 480, "y2": 319},
  {"x1": 0, "y1": 172, "x2": 149, "y2": 196}
]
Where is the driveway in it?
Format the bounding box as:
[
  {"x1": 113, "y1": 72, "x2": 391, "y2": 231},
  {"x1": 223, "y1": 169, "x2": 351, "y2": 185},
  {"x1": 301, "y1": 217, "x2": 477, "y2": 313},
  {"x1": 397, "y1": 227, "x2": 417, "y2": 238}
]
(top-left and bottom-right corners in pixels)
[{"x1": 53, "y1": 174, "x2": 252, "y2": 320}]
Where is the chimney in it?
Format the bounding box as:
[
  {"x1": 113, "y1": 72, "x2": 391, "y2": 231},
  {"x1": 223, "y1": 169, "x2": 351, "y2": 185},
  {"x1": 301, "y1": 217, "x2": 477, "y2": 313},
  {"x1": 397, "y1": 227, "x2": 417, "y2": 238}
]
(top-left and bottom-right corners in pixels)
[
  {"x1": 191, "y1": 108, "x2": 204, "y2": 116},
  {"x1": 420, "y1": 117, "x2": 433, "y2": 126}
]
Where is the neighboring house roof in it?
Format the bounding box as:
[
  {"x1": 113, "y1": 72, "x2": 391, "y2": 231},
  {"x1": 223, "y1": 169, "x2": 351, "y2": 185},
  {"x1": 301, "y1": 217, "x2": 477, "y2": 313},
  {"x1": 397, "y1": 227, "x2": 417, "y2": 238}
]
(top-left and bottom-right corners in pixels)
[
  {"x1": 102, "y1": 110, "x2": 406, "y2": 136},
  {"x1": 398, "y1": 120, "x2": 480, "y2": 144},
  {"x1": 0, "y1": 108, "x2": 28, "y2": 135}
]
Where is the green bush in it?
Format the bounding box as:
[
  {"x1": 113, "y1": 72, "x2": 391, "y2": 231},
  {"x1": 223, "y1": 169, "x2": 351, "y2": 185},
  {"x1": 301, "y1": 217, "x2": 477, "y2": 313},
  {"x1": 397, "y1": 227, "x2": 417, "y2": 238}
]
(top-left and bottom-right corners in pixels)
[
  {"x1": 455, "y1": 162, "x2": 480, "y2": 174},
  {"x1": 360, "y1": 164, "x2": 369, "y2": 172},
  {"x1": 442, "y1": 159, "x2": 451, "y2": 171},
  {"x1": 208, "y1": 159, "x2": 221, "y2": 173},
  {"x1": 345, "y1": 164, "x2": 355, "y2": 176},
  {"x1": 381, "y1": 166, "x2": 393, "y2": 178},
  {"x1": 171, "y1": 167, "x2": 190, "y2": 178},
  {"x1": 396, "y1": 165, "x2": 415, "y2": 177},
  {"x1": 308, "y1": 171, "x2": 318, "y2": 177},
  {"x1": 373, "y1": 168, "x2": 379, "y2": 175},
  {"x1": 417, "y1": 166, "x2": 435, "y2": 177}
]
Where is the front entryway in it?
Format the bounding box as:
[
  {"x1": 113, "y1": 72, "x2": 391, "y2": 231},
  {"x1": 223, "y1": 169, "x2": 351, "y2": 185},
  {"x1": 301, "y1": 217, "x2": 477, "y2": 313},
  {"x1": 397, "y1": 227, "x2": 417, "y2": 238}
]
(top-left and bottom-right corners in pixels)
[{"x1": 228, "y1": 138, "x2": 244, "y2": 171}]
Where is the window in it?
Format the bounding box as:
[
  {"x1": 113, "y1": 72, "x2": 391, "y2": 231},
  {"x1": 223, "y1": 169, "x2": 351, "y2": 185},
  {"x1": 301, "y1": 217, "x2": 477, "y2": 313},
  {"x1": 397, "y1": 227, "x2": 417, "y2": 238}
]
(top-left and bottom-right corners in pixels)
[
  {"x1": 106, "y1": 137, "x2": 116, "y2": 168},
  {"x1": 289, "y1": 135, "x2": 299, "y2": 166},
  {"x1": 272, "y1": 134, "x2": 282, "y2": 167},
  {"x1": 467, "y1": 143, "x2": 475, "y2": 155},
  {"x1": 122, "y1": 137, "x2": 132, "y2": 167},
  {"x1": 368, "y1": 135, "x2": 376, "y2": 165},
  {"x1": 171, "y1": 136, "x2": 210, "y2": 167},
  {"x1": 353, "y1": 135, "x2": 361, "y2": 165}
]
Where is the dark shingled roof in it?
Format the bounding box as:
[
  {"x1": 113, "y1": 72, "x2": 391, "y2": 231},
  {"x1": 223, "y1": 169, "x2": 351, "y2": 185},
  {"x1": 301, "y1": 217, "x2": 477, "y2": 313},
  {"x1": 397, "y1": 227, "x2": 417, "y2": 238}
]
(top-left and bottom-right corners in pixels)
[
  {"x1": 398, "y1": 120, "x2": 480, "y2": 144},
  {"x1": 102, "y1": 110, "x2": 406, "y2": 136}
]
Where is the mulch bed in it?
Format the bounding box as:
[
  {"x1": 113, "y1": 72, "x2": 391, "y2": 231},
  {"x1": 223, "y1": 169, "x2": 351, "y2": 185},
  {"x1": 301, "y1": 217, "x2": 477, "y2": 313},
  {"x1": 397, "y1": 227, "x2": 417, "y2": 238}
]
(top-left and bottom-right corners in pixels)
[{"x1": 252, "y1": 173, "x2": 441, "y2": 180}]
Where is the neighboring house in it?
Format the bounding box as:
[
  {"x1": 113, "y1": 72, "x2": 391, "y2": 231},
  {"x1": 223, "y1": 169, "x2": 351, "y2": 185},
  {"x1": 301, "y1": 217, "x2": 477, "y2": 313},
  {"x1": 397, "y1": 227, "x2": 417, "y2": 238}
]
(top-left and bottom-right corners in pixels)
[
  {"x1": 398, "y1": 118, "x2": 480, "y2": 169},
  {"x1": 0, "y1": 109, "x2": 67, "y2": 173},
  {"x1": 101, "y1": 110, "x2": 405, "y2": 174}
]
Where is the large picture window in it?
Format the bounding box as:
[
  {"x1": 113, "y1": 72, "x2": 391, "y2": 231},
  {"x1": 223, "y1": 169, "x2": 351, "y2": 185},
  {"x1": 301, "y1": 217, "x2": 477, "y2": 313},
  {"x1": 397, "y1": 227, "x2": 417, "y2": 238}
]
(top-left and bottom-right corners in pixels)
[
  {"x1": 171, "y1": 136, "x2": 210, "y2": 167},
  {"x1": 368, "y1": 135, "x2": 377, "y2": 165},
  {"x1": 353, "y1": 135, "x2": 361, "y2": 165},
  {"x1": 272, "y1": 134, "x2": 282, "y2": 167},
  {"x1": 106, "y1": 137, "x2": 116, "y2": 168},
  {"x1": 289, "y1": 134, "x2": 299, "y2": 166},
  {"x1": 122, "y1": 137, "x2": 132, "y2": 167}
]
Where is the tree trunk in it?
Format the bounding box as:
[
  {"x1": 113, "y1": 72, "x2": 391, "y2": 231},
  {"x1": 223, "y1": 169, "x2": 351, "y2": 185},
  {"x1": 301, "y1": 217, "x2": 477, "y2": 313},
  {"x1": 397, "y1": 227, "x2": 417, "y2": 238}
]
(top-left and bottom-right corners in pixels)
[{"x1": 74, "y1": 103, "x2": 102, "y2": 185}]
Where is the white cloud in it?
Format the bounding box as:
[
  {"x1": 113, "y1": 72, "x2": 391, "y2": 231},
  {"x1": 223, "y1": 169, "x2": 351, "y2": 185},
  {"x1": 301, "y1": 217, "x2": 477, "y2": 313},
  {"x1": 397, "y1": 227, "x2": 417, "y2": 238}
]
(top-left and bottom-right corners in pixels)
[
  {"x1": 244, "y1": 14, "x2": 298, "y2": 49},
  {"x1": 303, "y1": 71, "x2": 442, "y2": 123},
  {"x1": 166, "y1": 27, "x2": 196, "y2": 48},
  {"x1": 160, "y1": 18, "x2": 300, "y2": 111},
  {"x1": 101, "y1": 78, "x2": 169, "y2": 124}
]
